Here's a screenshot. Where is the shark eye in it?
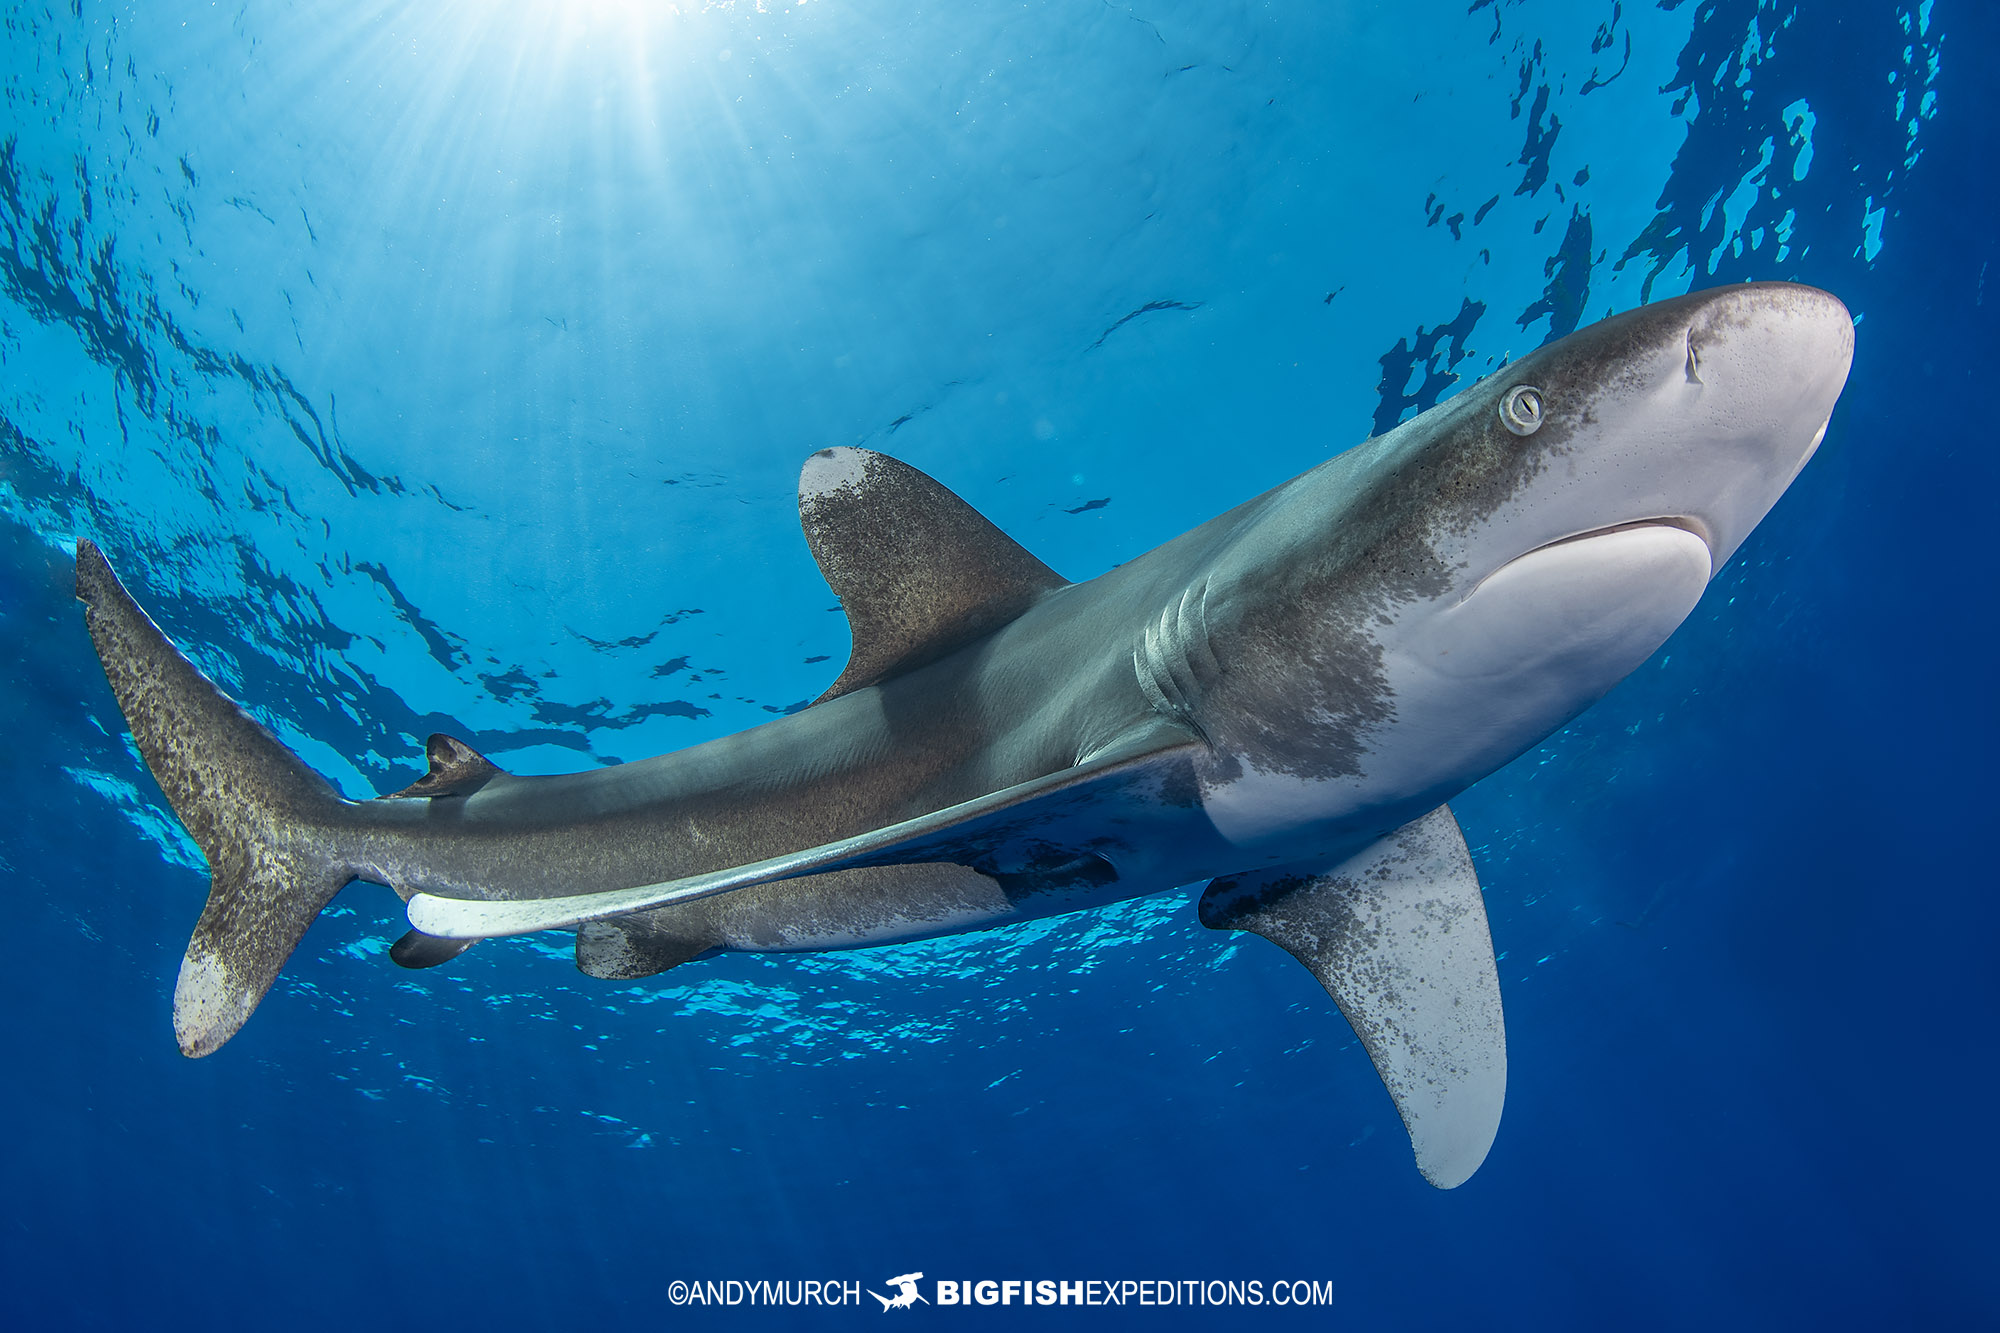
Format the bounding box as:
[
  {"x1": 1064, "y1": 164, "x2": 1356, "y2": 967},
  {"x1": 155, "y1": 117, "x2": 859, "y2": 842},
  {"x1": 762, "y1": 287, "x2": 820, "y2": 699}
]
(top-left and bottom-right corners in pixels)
[
  {"x1": 1498, "y1": 385, "x2": 1544, "y2": 437},
  {"x1": 1685, "y1": 337, "x2": 1704, "y2": 384}
]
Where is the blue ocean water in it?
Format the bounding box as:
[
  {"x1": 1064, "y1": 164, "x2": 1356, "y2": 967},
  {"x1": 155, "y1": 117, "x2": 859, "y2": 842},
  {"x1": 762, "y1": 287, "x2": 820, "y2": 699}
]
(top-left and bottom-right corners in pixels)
[{"x1": 2, "y1": 0, "x2": 1994, "y2": 1326}]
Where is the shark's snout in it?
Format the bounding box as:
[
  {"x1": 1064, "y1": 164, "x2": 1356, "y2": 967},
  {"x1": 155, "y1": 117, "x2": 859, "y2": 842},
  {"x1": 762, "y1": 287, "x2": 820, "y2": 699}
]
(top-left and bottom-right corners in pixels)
[
  {"x1": 1687, "y1": 280, "x2": 1853, "y2": 347},
  {"x1": 1674, "y1": 283, "x2": 1852, "y2": 566},
  {"x1": 1680, "y1": 280, "x2": 1848, "y2": 400}
]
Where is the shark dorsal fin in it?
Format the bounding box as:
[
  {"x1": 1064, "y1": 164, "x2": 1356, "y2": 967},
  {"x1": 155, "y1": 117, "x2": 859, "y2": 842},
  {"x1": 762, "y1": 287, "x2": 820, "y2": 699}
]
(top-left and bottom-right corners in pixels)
[
  {"x1": 799, "y1": 448, "x2": 1065, "y2": 702},
  {"x1": 388, "y1": 733, "x2": 504, "y2": 799}
]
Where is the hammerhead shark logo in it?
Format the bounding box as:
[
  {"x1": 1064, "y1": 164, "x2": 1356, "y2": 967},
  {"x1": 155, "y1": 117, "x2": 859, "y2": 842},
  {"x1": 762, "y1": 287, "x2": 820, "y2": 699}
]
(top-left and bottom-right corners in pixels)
[{"x1": 869, "y1": 1273, "x2": 927, "y2": 1312}]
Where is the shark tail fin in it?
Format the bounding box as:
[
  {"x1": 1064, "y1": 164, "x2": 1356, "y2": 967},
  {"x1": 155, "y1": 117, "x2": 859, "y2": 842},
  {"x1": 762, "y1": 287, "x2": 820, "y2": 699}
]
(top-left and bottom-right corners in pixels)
[{"x1": 75, "y1": 540, "x2": 358, "y2": 1057}]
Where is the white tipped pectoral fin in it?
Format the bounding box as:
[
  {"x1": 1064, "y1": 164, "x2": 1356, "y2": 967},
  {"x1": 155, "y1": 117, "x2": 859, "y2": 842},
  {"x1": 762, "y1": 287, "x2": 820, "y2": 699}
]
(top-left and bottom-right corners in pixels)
[{"x1": 1199, "y1": 805, "x2": 1505, "y2": 1188}]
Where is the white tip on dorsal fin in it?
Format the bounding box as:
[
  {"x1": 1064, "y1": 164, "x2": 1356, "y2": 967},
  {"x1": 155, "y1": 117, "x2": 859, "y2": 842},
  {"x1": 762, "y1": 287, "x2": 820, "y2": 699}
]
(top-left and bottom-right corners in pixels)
[
  {"x1": 799, "y1": 448, "x2": 1066, "y2": 702},
  {"x1": 1199, "y1": 805, "x2": 1506, "y2": 1189}
]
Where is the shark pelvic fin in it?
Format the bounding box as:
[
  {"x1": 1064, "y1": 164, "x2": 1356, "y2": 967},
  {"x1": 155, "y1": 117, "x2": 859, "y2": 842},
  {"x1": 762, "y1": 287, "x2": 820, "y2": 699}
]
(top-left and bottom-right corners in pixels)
[
  {"x1": 799, "y1": 447, "x2": 1066, "y2": 702},
  {"x1": 387, "y1": 733, "x2": 504, "y2": 799},
  {"x1": 75, "y1": 540, "x2": 359, "y2": 1057},
  {"x1": 1199, "y1": 805, "x2": 1506, "y2": 1189},
  {"x1": 574, "y1": 918, "x2": 714, "y2": 980}
]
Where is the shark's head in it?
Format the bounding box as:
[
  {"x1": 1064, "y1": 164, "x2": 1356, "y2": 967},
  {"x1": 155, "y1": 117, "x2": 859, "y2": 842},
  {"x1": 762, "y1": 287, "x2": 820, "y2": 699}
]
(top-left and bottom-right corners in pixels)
[
  {"x1": 1197, "y1": 281, "x2": 1853, "y2": 846},
  {"x1": 1426, "y1": 280, "x2": 1854, "y2": 574}
]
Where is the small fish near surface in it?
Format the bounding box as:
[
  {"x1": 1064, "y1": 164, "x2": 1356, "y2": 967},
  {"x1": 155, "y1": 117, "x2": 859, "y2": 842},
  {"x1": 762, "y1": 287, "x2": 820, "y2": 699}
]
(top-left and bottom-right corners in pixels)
[{"x1": 76, "y1": 282, "x2": 1853, "y2": 1188}]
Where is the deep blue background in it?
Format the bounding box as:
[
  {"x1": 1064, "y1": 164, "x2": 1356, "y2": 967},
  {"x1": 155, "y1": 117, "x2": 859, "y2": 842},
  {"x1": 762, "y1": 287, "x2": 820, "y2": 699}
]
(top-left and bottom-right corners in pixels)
[{"x1": 3, "y1": 1, "x2": 1994, "y2": 1328}]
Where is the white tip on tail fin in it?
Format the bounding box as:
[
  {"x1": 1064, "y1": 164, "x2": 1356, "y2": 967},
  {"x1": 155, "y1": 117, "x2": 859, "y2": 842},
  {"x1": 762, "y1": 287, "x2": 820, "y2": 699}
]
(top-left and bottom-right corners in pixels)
[{"x1": 76, "y1": 540, "x2": 358, "y2": 1056}]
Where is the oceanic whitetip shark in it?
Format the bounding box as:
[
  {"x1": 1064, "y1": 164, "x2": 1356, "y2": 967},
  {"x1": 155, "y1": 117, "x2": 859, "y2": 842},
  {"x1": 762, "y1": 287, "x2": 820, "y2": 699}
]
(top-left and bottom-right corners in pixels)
[{"x1": 76, "y1": 281, "x2": 1853, "y2": 1188}]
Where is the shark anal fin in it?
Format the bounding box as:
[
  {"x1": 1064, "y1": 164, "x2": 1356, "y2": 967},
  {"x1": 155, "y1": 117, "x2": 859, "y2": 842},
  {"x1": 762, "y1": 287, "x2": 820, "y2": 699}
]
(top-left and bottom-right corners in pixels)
[
  {"x1": 389, "y1": 930, "x2": 476, "y2": 969},
  {"x1": 1199, "y1": 805, "x2": 1506, "y2": 1189},
  {"x1": 387, "y1": 733, "x2": 504, "y2": 799},
  {"x1": 800, "y1": 447, "x2": 1066, "y2": 702},
  {"x1": 575, "y1": 918, "x2": 714, "y2": 980}
]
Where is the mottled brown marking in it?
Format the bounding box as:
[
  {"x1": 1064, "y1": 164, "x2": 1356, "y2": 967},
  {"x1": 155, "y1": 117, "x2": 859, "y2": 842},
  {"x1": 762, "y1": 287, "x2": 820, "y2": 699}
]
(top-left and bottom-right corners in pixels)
[{"x1": 75, "y1": 539, "x2": 358, "y2": 1055}]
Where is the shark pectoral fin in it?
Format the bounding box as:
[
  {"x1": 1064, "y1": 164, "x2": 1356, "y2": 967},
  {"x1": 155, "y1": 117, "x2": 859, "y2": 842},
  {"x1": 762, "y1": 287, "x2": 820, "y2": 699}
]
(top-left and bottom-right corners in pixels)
[
  {"x1": 406, "y1": 726, "x2": 1200, "y2": 940},
  {"x1": 574, "y1": 918, "x2": 714, "y2": 981},
  {"x1": 389, "y1": 930, "x2": 476, "y2": 969},
  {"x1": 800, "y1": 447, "x2": 1067, "y2": 702},
  {"x1": 386, "y1": 733, "x2": 504, "y2": 799},
  {"x1": 1198, "y1": 805, "x2": 1506, "y2": 1189}
]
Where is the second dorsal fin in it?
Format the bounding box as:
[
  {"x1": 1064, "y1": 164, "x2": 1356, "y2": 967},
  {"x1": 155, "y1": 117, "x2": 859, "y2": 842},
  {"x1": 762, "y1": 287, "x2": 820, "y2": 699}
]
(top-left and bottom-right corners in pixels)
[
  {"x1": 386, "y1": 733, "x2": 505, "y2": 799},
  {"x1": 800, "y1": 448, "x2": 1066, "y2": 702}
]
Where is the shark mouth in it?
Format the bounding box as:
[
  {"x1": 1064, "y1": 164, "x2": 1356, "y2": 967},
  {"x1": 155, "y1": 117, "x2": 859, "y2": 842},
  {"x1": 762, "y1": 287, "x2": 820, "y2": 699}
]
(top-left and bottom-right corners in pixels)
[
  {"x1": 1467, "y1": 516, "x2": 1715, "y2": 604},
  {"x1": 1526, "y1": 514, "x2": 1714, "y2": 559}
]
